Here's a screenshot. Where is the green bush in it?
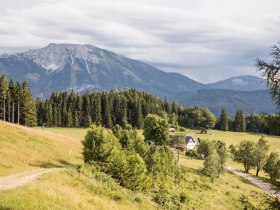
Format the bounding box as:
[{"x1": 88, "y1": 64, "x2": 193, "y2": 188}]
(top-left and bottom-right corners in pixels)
[
  {"x1": 185, "y1": 149, "x2": 198, "y2": 159},
  {"x1": 82, "y1": 124, "x2": 121, "y2": 164}
]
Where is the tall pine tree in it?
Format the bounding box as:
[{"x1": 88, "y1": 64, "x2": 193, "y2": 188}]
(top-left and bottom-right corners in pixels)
[
  {"x1": 234, "y1": 109, "x2": 246, "y2": 132},
  {"x1": 220, "y1": 108, "x2": 229, "y2": 131},
  {"x1": 21, "y1": 81, "x2": 37, "y2": 126},
  {"x1": 0, "y1": 74, "x2": 8, "y2": 121}
]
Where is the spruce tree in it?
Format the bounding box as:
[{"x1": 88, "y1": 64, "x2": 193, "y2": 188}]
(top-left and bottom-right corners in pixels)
[
  {"x1": 8, "y1": 79, "x2": 16, "y2": 123},
  {"x1": 0, "y1": 74, "x2": 8, "y2": 121},
  {"x1": 46, "y1": 101, "x2": 53, "y2": 127},
  {"x1": 220, "y1": 108, "x2": 229, "y2": 131},
  {"x1": 15, "y1": 82, "x2": 22, "y2": 124},
  {"x1": 21, "y1": 81, "x2": 37, "y2": 126},
  {"x1": 101, "y1": 94, "x2": 112, "y2": 128},
  {"x1": 234, "y1": 109, "x2": 246, "y2": 132},
  {"x1": 92, "y1": 94, "x2": 102, "y2": 125}
]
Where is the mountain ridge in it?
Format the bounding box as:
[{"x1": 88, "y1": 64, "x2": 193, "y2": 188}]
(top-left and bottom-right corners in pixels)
[{"x1": 0, "y1": 43, "x2": 276, "y2": 115}]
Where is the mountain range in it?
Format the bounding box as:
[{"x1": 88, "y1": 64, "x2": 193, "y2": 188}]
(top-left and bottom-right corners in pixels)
[{"x1": 0, "y1": 43, "x2": 276, "y2": 115}]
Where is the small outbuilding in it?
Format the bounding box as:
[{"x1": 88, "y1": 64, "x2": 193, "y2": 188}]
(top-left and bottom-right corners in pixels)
[{"x1": 200, "y1": 128, "x2": 207, "y2": 134}]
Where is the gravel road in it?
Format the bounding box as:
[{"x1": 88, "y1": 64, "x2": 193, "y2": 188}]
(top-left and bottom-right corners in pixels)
[{"x1": 226, "y1": 166, "x2": 280, "y2": 199}]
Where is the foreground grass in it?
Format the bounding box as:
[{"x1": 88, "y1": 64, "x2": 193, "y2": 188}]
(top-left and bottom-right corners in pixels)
[
  {"x1": 0, "y1": 168, "x2": 158, "y2": 210},
  {"x1": 0, "y1": 121, "x2": 83, "y2": 176}
]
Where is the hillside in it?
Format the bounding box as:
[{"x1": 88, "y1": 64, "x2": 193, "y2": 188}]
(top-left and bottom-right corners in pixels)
[
  {"x1": 0, "y1": 121, "x2": 82, "y2": 176},
  {"x1": 180, "y1": 89, "x2": 277, "y2": 116},
  {"x1": 0, "y1": 122, "x2": 278, "y2": 209},
  {"x1": 0, "y1": 121, "x2": 158, "y2": 210},
  {"x1": 206, "y1": 75, "x2": 267, "y2": 91}
]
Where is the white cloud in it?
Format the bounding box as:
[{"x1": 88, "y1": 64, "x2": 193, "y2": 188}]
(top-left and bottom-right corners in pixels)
[{"x1": 0, "y1": 0, "x2": 279, "y2": 82}]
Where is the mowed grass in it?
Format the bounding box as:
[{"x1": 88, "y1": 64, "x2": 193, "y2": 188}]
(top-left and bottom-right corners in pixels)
[
  {"x1": 42, "y1": 127, "x2": 280, "y2": 153},
  {"x1": 0, "y1": 121, "x2": 83, "y2": 176},
  {"x1": 183, "y1": 128, "x2": 280, "y2": 153}
]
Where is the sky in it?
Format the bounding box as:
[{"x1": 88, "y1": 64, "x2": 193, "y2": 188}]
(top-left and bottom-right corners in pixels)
[{"x1": 0, "y1": 0, "x2": 279, "y2": 83}]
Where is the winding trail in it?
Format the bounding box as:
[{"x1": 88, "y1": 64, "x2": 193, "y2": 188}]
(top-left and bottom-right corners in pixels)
[
  {"x1": 226, "y1": 166, "x2": 280, "y2": 199},
  {"x1": 0, "y1": 168, "x2": 60, "y2": 191}
]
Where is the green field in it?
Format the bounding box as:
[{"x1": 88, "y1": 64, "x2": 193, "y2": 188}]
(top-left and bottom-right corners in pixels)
[
  {"x1": 41, "y1": 127, "x2": 280, "y2": 151},
  {"x1": 40, "y1": 127, "x2": 280, "y2": 179},
  {"x1": 1, "y1": 123, "x2": 279, "y2": 209}
]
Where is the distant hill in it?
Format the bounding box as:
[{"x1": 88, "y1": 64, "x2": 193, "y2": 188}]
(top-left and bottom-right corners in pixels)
[
  {"x1": 0, "y1": 43, "x2": 276, "y2": 115},
  {"x1": 206, "y1": 75, "x2": 267, "y2": 91},
  {"x1": 179, "y1": 89, "x2": 277, "y2": 116},
  {"x1": 0, "y1": 43, "x2": 203, "y2": 97}
]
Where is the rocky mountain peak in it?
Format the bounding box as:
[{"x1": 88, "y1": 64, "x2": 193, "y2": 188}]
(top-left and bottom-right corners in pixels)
[{"x1": 21, "y1": 43, "x2": 101, "y2": 72}]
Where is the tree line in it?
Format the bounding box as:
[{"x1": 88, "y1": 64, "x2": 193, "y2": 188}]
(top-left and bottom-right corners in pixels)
[
  {"x1": 0, "y1": 74, "x2": 36, "y2": 126},
  {"x1": 215, "y1": 108, "x2": 280, "y2": 136},
  {"x1": 0, "y1": 72, "x2": 279, "y2": 136}
]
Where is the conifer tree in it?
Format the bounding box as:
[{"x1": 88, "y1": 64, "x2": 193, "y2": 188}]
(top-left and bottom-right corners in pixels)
[
  {"x1": 8, "y1": 79, "x2": 16, "y2": 123},
  {"x1": 101, "y1": 94, "x2": 112, "y2": 128},
  {"x1": 15, "y1": 82, "x2": 22, "y2": 124},
  {"x1": 92, "y1": 94, "x2": 102, "y2": 125},
  {"x1": 0, "y1": 74, "x2": 8, "y2": 121},
  {"x1": 20, "y1": 81, "x2": 37, "y2": 126},
  {"x1": 220, "y1": 108, "x2": 229, "y2": 131},
  {"x1": 46, "y1": 101, "x2": 53, "y2": 127},
  {"x1": 234, "y1": 109, "x2": 246, "y2": 132}
]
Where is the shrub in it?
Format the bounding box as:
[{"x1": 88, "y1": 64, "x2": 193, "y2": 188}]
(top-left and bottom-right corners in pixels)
[
  {"x1": 185, "y1": 149, "x2": 198, "y2": 159},
  {"x1": 82, "y1": 124, "x2": 121, "y2": 164}
]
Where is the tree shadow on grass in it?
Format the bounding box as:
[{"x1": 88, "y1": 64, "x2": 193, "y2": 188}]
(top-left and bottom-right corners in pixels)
[
  {"x1": 0, "y1": 207, "x2": 13, "y2": 210},
  {"x1": 29, "y1": 159, "x2": 79, "y2": 169}
]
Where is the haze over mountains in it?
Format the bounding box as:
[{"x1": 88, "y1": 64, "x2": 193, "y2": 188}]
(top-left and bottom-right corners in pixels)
[{"x1": 0, "y1": 43, "x2": 276, "y2": 115}]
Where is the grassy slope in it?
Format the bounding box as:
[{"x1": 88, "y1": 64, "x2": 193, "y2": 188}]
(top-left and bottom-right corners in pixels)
[
  {"x1": 0, "y1": 122, "x2": 83, "y2": 176},
  {"x1": 0, "y1": 122, "x2": 158, "y2": 210},
  {"x1": 178, "y1": 157, "x2": 272, "y2": 209},
  {"x1": 0, "y1": 125, "x2": 278, "y2": 209}
]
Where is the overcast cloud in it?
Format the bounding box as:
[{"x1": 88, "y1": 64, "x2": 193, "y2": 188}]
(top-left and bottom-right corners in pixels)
[{"x1": 0, "y1": 0, "x2": 279, "y2": 83}]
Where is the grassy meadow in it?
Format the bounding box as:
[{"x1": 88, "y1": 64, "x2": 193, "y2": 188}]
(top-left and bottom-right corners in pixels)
[
  {"x1": 1, "y1": 123, "x2": 280, "y2": 209},
  {"x1": 0, "y1": 122, "x2": 83, "y2": 176}
]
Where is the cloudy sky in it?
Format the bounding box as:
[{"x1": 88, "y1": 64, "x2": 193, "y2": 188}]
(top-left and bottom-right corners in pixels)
[{"x1": 0, "y1": 0, "x2": 279, "y2": 83}]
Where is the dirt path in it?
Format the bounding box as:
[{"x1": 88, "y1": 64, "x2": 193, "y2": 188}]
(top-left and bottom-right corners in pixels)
[
  {"x1": 0, "y1": 168, "x2": 60, "y2": 191},
  {"x1": 226, "y1": 166, "x2": 280, "y2": 199}
]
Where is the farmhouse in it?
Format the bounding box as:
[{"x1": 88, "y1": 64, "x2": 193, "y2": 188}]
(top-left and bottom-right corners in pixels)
[{"x1": 185, "y1": 135, "x2": 199, "y2": 149}]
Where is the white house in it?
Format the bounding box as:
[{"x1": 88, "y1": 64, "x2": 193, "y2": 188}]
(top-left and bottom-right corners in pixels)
[{"x1": 185, "y1": 135, "x2": 199, "y2": 150}]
